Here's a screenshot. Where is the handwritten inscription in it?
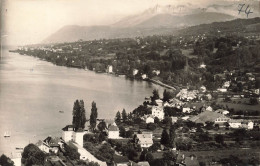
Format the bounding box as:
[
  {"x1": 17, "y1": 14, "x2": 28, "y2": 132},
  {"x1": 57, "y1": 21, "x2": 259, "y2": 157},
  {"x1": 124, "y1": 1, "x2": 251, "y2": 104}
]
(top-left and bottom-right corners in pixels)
[{"x1": 238, "y1": 4, "x2": 253, "y2": 18}]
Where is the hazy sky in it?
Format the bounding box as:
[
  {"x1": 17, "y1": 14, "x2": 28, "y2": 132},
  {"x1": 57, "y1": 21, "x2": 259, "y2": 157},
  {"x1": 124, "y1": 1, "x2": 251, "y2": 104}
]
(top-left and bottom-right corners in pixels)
[{"x1": 1, "y1": 0, "x2": 259, "y2": 46}]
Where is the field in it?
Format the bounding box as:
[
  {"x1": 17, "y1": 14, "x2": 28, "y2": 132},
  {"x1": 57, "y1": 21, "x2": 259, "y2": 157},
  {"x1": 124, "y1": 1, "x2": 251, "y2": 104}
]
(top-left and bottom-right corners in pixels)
[{"x1": 182, "y1": 148, "x2": 260, "y2": 164}]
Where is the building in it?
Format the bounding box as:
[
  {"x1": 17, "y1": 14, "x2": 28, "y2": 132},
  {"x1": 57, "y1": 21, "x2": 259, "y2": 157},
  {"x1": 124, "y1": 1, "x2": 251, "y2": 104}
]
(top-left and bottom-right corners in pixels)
[
  {"x1": 145, "y1": 116, "x2": 154, "y2": 124},
  {"x1": 155, "y1": 99, "x2": 163, "y2": 106},
  {"x1": 170, "y1": 117, "x2": 178, "y2": 123},
  {"x1": 36, "y1": 137, "x2": 63, "y2": 154},
  {"x1": 205, "y1": 106, "x2": 213, "y2": 112},
  {"x1": 136, "y1": 133, "x2": 153, "y2": 148},
  {"x1": 229, "y1": 120, "x2": 254, "y2": 129},
  {"x1": 216, "y1": 109, "x2": 229, "y2": 115},
  {"x1": 108, "y1": 123, "x2": 120, "y2": 139},
  {"x1": 223, "y1": 81, "x2": 231, "y2": 88},
  {"x1": 182, "y1": 107, "x2": 191, "y2": 113},
  {"x1": 200, "y1": 86, "x2": 206, "y2": 93},
  {"x1": 217, "y1": 88, "x2": 227, "y2": 92},
  {"x1": 228, "y1": 119, "x2": 242, "y2": 129},
  {"x1": 142, "y1": 74, "x2": 147, "y2": 79},
  {"x1": 189, "y1": 111, "x2": 230, "y2": 125},
  {"x1": 151, "y1": 106, "x2": 165, "y2": 120},
  {"x1": 107, "y1": 65, "x2": 113, "y2": 73},
  {"x1": 62, "y1": 125, "x2": 87, "y2": 147},
  {"x1": 152, "y1": 70, "x2": 160, "y2": 75},
  {"x1": 133, "y1": 69, "x2": 139, "y2": 76}
]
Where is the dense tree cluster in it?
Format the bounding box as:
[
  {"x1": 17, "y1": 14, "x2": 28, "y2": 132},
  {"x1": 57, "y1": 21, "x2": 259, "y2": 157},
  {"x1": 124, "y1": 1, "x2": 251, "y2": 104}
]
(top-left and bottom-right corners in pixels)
[{"x1": 73, "y1": 100, "x2": 87, "y2": 131}]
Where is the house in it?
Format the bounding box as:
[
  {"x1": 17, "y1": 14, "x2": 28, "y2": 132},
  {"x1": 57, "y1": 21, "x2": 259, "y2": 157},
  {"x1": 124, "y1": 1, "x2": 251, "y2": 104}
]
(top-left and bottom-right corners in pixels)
[
  {"x1": 136, "y1": 133, "x2": 153, "y2": 148},
  {"x1": 199, "y1": 63, "x2": 206, "y2": 69},
  {"x1": 36, "y1": 140, "x2": 50, "y2": 153},
  {"x1": 223, "y1": 81, "x2": 231, "y2": 88},
  {"x1": 133, "y1": 161, "x2": 150, "y2": 166},
  {"x1": 200, "y1": 86, "x2": 206, "y2": 93},
  {"x1": 152, "y1": 70, "x2": 160, "y2": 75},
  {"x1": 181, "y1": 116, "x2": 190, "y2": 121},
  {"x1": 151, "y1": 106, "x2": 165, "y2": 120},
  {"x1": 142, "y1": 74, "x2": 147, "y2": 79},
  {"x1": 10, "y1": 153, "x2": 21, "y2": 166},
  {"x1": 36, "y1": 137, "x2": 63, "y2": 154},
  {"x1": 108, "y1": 123, "x2": 120, "y2": 139},
  {"x1": 169, "y1": 98, "x2": 184, "y2": 108},
  {"x1": 228, "y1": 119, "x2": 242, "y2": 129},
  {"x1": 176, "y1": 89, "x2": 198, "y2": 101},
  {"x1": 182, "y1": 107, "x2": 191, "y2": 113},
  {"x1": 145, "y1": 116, "x2": 154, "y2": 124},
  {"x1": 107, "y1": 65, "x2": 113, "y2": 73},
  {"x1": 216, "y1": 109, "x2": 229, "y2": 115},
  {"x1": 155, "y1": 99, "x2": 163, "y2": 106},
  {"x1": 133, "y1": 69, "x2": 139, "y2": 76},
  {"x1": 62, "y1": 125, "x2": 87, "y2": 147},
  {"x1": 205, "y1": 106, "x2": 213, "y2": 112},
  {"x1": 170, "y1": 117, "x2": 178, "y2": 123},
  {"x1": 229, "y1": 120, "x2": 254, "y2": 129},
  {"x1": 189, "y1": 111, "x2": 230, "y2": 125},
  {"x1": 217, "y1": 88, "x2": 227, "y2": 92}
]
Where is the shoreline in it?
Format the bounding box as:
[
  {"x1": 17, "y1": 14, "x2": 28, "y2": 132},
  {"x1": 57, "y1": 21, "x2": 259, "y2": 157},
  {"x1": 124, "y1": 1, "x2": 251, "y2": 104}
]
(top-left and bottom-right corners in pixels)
[{"x1": 14, "y1": 51, "x2": 180, "y2": 92}]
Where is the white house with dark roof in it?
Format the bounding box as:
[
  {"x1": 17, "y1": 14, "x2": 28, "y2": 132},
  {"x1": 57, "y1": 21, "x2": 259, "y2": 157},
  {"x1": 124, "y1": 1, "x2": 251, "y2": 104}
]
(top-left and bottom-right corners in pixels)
[
  {"x1": 136, "y1": 133, "x2": 153, "y2": 148},
  {"x1": 151, "y1": 106, "x2": 164, "y2": 120},
  {"x1": 189, "y1": 111, "x2": 230, "y2": 125},
  {"x1": 108, "y1": 123, "x2": 120, "y2": 139},
  {"x1": 62, "y1": 125, "x2": 87, "y2": 147}
]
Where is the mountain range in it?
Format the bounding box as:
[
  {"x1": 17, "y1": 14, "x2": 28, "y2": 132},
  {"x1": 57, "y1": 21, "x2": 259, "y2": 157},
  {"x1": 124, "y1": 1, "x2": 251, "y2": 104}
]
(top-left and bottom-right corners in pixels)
[{"x1": 42, "y1": 3, "x2": 258, "y2": 44}]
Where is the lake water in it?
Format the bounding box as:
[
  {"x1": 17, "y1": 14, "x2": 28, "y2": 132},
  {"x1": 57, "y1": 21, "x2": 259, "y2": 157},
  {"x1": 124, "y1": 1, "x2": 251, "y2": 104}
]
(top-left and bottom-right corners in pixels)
[{"x1": 0, "y1": 49, "x2": 164, "y2": 157}]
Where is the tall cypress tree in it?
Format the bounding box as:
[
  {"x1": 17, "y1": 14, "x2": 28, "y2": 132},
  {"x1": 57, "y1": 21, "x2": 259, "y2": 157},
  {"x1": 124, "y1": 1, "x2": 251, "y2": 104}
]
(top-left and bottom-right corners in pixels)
[
  {"x1": 122, "y1": 109, "x2": 127, "y2": 122},
  {"x1": 72, "y1": 99, "x2": 86, "y2": 131},
  {"x1": 169, "y1": 126, "x2": 176, "y2": 148},
  {"x1": 79, "y1": 100, "x2": 86, "y2": 129},
  {"x1": 90, "y1": 101, "x2": 98, "y2": 131},
  {"x1": 160, "y1": 129, "x2": 170, "y2": 146},
  {"x1": 115, "y1": 111, "x2": 121, "y2": 124}
]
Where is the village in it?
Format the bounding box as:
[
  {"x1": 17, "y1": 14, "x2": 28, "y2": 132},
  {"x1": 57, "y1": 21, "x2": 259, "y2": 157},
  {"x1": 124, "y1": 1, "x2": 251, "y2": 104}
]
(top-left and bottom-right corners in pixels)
[
  {"x1": 5, "y1": 78, "x2": 259, "y2": 166},
  {"x1": 2, "y1": 17, "x2": 260, "y2": 166}
]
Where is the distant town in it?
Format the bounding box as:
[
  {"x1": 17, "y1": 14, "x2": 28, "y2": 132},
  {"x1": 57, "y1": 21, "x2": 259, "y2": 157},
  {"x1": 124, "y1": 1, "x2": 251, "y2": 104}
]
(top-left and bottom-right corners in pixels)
[{"x1": 2, "y1": 17, "x2": 260, "y2": 166}]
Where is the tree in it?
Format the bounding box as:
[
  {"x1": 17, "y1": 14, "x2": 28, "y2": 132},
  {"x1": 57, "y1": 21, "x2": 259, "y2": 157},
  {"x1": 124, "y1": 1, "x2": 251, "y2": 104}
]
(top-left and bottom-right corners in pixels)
[
  {"x1": 115, "y1": 111, "x2": 121, "y2": 124},
  {"x1": 169, "y1": 126, "x2": 176, "y2": 148},
  {"x1": 205, "y1": 121, "x2": 214, "y2": 130},
  {"x1": 161, "y1": 129, "x2": 170, "y2": 146},
  {"x1": 72, "y1": 100, "x2": 87, "y2": 131},
  {"x1": 0, "y1": 154, "x2": 14, "y2": 166},
  {"x1": 97, "y1": 121, "x2": 107, "y2": 132},
  {"x1": 215, "y1": 134, "x2": 224, "y2": 145},
  {"x1": 148, "y1": 142, "x2": 161, "y2": 152},
  {"x1": 119, "y1": 126, "x2": 126, "y2": 137},
  {"x1": 147, "y1": 123, "x2": 157, "y2": 131},
  {"x1": 146, "y1": 152, "x2": 154, "y2": 163},
  {"x1": 250, "y1": 97, "x2": 258, "y2": 105},
  {"x1": 139, "y1": 149, "x2": 148, "y2": 161},
  {"x1": 122, "y1": 109, "x2": 127, "y2": 122},
  {"x1": 97, "y1": 143, "x2": 115, "y2": 164},
  {"x1": 22, "y1": 144, "x2": 46, "y2": 165},
  {"x1": 154, "y1": 117, "x2": 160, "y2": 124},
  {"x1": 64, "y1": 144, "x2": 80, "y2": 160},
  {"x1": 151, "y1": 89, "x2": 160, "y2": 105},
  {"x1": 163, "y1": 151, "x2": 176, "y2": 165},
  {"x1": 90, "y1": 101, "x2": 98, "y2": 131},
  {"x1": 163, "y1": 89, "x2": 172, "y2": 102}
]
